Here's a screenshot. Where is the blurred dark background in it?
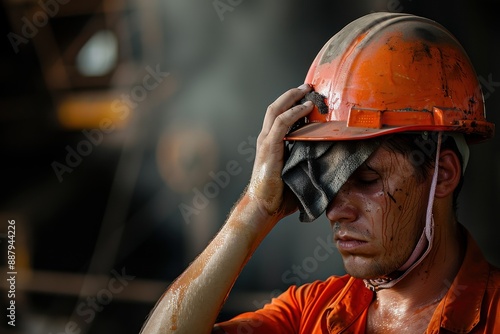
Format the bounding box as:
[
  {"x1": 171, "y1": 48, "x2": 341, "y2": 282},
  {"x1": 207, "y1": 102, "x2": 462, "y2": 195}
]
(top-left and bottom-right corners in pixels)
[{"x1": 0, "y1": 0, "x2": 498, "y2": 333}]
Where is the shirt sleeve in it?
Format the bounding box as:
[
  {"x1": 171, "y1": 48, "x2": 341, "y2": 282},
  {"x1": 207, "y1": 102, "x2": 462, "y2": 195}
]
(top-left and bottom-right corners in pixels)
[{"x1": 214, "y1": 284, "x2": 303, "y2": 334}]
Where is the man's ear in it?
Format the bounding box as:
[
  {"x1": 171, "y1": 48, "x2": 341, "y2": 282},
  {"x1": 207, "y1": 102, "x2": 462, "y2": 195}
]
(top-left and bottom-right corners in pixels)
[{"x1": 435, "y1": 149, "x2": 462, "y2": 198}]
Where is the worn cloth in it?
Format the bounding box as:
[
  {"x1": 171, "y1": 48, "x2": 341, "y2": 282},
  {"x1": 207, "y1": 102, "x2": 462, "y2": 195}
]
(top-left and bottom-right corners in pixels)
[
  {"x1": 214, "y1": 230, "x2": 500, "y2": 333},
  {"x1": 282, "y1": 140, "x2": 380, "y2": 222}
]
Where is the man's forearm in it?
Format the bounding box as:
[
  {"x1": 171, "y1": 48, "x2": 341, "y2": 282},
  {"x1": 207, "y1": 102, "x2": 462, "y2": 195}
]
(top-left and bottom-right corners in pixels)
[
  {"x1": 141, "y1": 85, "x2": 312, "y2": 333},
  {"x1": 140, "y1": 194, "x2": 279, "y2": 334}
]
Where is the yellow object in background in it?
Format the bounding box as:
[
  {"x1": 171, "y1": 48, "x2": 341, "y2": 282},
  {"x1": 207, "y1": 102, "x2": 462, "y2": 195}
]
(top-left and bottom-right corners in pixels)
[{"x1": 57, "y1": 92, "x2": 130, "y2": 130}]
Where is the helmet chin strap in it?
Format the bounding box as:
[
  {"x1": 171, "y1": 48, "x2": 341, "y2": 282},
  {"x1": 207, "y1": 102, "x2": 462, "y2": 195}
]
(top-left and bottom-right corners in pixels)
[{"x1": 364, "y1": 132, "x2": 442, "y2": 291}]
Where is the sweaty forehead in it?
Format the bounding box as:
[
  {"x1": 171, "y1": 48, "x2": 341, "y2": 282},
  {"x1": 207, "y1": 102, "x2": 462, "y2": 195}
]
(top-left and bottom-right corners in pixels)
[{"x1": 360, "y1": 144, "x2": 415, "y2": 172}]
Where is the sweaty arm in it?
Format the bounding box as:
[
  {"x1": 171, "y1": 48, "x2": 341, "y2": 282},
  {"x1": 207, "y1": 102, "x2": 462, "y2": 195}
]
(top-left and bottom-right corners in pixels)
[{"x1": 140, "y1": 84, "x2": 314, "y2": 334}]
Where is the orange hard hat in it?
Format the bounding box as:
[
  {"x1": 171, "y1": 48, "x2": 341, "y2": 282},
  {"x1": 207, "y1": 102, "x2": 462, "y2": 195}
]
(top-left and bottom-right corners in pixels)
[{"x1": 286, "y1": 12, "x2": 495, "y2": 143}]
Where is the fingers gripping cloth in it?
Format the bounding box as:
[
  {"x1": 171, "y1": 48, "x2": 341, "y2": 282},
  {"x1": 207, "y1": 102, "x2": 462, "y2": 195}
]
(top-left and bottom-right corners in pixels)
[
  {"x1": 287, "y1": 92, "x2": 329, "y2": 134},
  {"x1": 282, "y1": 139, "x2": 380, "y2": 222},
  {"x1": 302, "y1": 92, "x2": 329, "y2": 114}
]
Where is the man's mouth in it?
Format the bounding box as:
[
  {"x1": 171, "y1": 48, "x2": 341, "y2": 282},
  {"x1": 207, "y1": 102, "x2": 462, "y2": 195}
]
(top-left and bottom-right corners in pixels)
[{"x1": 334, "y1": 233, "x2": 368, "y2": 251}]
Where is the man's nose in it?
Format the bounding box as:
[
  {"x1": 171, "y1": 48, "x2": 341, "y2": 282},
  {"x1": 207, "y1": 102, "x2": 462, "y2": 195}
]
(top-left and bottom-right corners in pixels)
[{"x1": 325, "y1": 181, "x2": 358, "y2": 223}]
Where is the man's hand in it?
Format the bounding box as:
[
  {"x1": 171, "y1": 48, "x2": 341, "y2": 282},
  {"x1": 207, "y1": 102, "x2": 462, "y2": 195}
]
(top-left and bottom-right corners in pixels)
[{"x1": 247, "y1": 83, "x2": 313, "y2": 218}]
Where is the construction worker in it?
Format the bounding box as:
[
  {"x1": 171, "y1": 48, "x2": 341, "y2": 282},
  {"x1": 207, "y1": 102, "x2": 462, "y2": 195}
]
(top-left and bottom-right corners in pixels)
[{"x1": 141, "y1": 12, "x2": 499, "y2": 333}]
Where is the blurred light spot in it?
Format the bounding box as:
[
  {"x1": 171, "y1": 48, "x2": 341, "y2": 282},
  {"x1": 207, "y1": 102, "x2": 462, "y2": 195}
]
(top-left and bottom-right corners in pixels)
[
  {"x1": 156, "y1": 126, "x2": 219, "y2": 193},
  {"x1": 58, "y1": 92, "x2": 130, "y2": 130},
  {"x1": 76, "y1": 30, "x2": 118, "y2": 77}
]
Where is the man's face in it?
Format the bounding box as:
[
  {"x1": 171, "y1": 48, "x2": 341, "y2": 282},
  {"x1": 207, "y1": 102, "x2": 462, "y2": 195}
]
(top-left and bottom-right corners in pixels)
[{"x1": 326, "y1": 145, "x2": 432, "y2": 279}]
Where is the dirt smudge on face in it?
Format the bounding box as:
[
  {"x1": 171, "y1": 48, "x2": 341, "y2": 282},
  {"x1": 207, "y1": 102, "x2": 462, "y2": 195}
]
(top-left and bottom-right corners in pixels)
[{"x1": 387, "y1": 191, "x2": 397, "y2": 203}]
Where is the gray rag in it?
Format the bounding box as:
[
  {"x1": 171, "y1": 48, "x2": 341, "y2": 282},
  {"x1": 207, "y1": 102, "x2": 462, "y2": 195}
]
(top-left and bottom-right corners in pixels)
[{"x1": 282, "y1": 140, "x2": 380, "y2": 222}]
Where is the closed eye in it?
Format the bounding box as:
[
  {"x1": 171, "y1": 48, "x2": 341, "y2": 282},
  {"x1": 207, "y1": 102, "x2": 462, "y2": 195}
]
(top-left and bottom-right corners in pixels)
[
  {"x1": 351, "y1": 163, "x2": 381, "y2": 187},
  {"x1": 355, "y1": 172, "x2": 379, "y2": 185}
]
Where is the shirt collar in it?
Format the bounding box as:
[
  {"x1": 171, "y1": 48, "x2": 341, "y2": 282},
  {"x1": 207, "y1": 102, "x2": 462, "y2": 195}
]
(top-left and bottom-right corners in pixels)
[{"x1": 324, "y1": 277, "x2": 373, "y2": 332}]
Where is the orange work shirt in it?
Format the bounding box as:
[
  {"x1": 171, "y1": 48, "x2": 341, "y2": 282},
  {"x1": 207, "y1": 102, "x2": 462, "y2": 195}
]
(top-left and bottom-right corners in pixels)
[{"x1": 215, "y1": 232, "x2": 500, "y2": 333}]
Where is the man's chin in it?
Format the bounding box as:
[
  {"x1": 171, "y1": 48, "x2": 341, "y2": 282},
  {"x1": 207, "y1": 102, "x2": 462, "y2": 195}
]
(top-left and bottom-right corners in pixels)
[{"x1": 342, "y1": 260, "x2": 392, "y2": 280}]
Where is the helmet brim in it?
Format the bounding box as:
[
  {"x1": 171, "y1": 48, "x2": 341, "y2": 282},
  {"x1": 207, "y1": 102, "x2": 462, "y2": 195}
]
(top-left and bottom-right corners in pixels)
[{"x1": 284, "y1": 121, "x2": 493, "y2": 143}]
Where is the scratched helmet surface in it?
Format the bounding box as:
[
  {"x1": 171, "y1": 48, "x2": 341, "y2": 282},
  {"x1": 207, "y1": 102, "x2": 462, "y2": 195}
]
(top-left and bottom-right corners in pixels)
[{"x1": 286, "y1": 12, "x2": 494, "y2": 143}]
